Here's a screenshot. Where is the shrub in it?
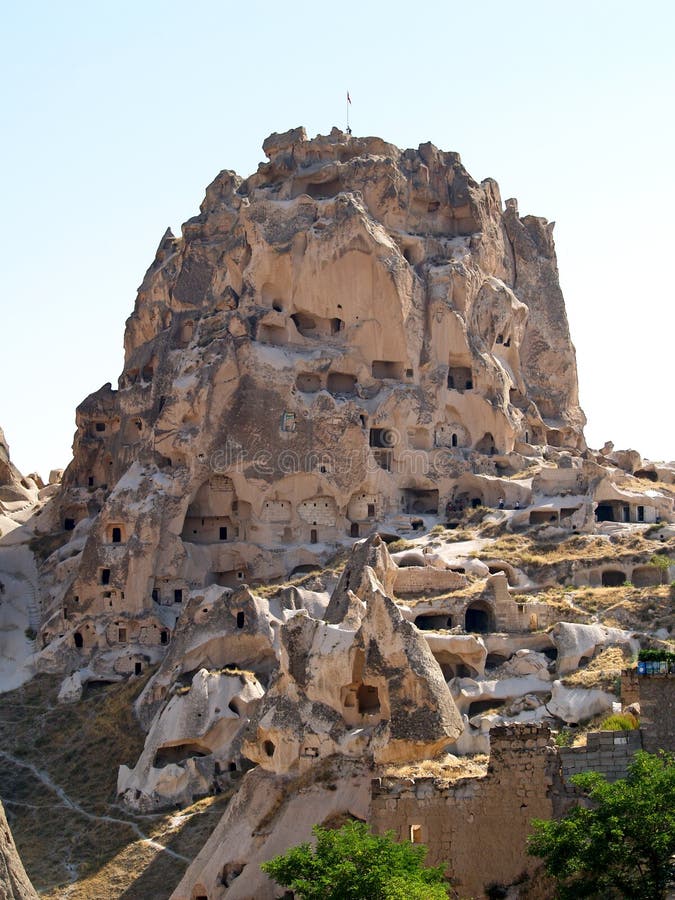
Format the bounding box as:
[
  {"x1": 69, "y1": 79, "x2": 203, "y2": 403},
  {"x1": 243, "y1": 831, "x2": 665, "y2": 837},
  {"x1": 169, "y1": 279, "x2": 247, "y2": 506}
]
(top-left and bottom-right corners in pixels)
[
  {"x1": 638, "y1": 649, "x2": 675, "y2": 663},
  {"x1": 387, "y1": 539, "x2": 415, "y2": 553},
  {"x1": 261, "y1": 820, "x2": 450, "y2": 899},
  {"x1": 599, "y1": 712, "x2": 638, "y2": 731},
  {"x1": 554, "y1": 728, "x2": 574, "y2": 747},
  {"x1": 529, "y1": 751, "x2": 675, "y2": 899}
]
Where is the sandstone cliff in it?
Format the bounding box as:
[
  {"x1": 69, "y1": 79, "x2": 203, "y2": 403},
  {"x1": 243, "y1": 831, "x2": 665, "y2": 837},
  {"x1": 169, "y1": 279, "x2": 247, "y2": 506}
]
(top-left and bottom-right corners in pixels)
[
  {"x1": 0, "y1": 129, "x2": 673, "y2": 900},
  {"x1": 35, "y1": 127, "x2": 588, "y2": 673}
]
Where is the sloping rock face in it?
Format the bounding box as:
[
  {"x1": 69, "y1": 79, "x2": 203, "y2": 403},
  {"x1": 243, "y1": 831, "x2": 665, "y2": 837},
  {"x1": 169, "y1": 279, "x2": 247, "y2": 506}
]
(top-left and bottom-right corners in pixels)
[
  {"x1": 118, "y1": 667, "x2": 264, "y2": 811},
  {"x1": 170, "y1": 758, "x2": 372, "y2": 900},
  {"x1": 0, "y1": 430, "x2": 43, "y2": 694},
  {"x1": 0, "y1": 428, "x2": 37, "y2": 512},
  {"x1": 242, "y1": 554, "x2": 463, "y2": 772},
  {"x1": 0, "y1": 799, "x2": 38, "y2": 900},
  {"x1": 36, "y1": 126, "x2": 586, "y2": 672}
]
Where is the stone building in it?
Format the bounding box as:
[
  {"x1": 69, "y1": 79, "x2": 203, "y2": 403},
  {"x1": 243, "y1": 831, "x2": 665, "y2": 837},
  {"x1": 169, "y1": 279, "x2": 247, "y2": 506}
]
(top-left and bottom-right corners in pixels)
[{"x1": 371, "y1": 725, "x2": 565, "y2": 897}]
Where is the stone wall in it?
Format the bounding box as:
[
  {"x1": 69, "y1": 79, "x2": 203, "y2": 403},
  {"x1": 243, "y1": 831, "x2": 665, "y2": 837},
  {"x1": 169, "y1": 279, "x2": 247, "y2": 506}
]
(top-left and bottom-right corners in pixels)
[
  {"x1": 620, "y1": 668, "x2": 640, "y2": 707},
  {"x1": 371, "y1": 725, "x2": 563, "y2": 897},
  {"x1": 393, "y1": 566, "x2": 467, "y2": 595},
  {"x1": 558, "y1": 729, "x2": 642, "y2": 782},
  {"x1": 347, "y1": 493, "x2": 380, "y2": 521},
  {"x1": 638, "y1": 674, "x2": 675, "y2": 753},
  {"x1": 491, "y1": 574, "x2": 552, "y2": 632},
  {"x1": 297, "y1": 497, "x2": 337, "y2": 526}
]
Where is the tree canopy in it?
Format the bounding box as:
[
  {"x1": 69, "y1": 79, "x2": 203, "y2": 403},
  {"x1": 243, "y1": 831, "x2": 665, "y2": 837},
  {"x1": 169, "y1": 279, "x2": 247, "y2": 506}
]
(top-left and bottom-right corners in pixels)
[
  {"x1": 261, "y1": 820, "x2": 450, "y2": 900},
  {"x1": 528, "y1": 750, "x2": 675, "y2": 899}
]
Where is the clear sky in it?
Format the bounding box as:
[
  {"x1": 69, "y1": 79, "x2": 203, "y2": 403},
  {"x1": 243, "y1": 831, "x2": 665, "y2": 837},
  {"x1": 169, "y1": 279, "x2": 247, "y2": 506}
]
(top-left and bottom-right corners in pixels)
[{"x1": 1, "y1": 0, "x2": 673, "y2": 477}]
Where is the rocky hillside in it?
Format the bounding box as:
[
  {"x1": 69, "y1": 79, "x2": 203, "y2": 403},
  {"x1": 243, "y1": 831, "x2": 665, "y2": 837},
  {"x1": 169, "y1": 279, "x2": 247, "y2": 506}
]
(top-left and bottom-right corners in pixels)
[{"x1": 0, "y1": 128, "x2": 673, "y2": 899}]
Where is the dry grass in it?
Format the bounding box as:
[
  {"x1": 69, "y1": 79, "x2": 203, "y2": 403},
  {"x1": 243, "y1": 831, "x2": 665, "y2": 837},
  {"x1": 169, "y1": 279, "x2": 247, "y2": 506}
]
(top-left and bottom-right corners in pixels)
[
  {"x1": 505, "y1": 464, "x2": 541, "y2": 480},
  {"x1": 476, "y1": 531, "x2": 673, "y2": 569},
  {"x1": 40, "y1": 794, "x2": 232, "y2": 900},
  {"x1": 561, "y1": 646, "x2": 631, "y2": 691},
  {"x1": 381, "y1": 753, "x2": 488, "y2": 783},
  {"x1": 614, "y1": 476, "x2": 675, "y2": 498},
  {"x1": 0, "y1": 674, "x2": 232, "y2": 897},
  {"x1": 570, "y1": 584, "x2": 675, "y2": 633}
]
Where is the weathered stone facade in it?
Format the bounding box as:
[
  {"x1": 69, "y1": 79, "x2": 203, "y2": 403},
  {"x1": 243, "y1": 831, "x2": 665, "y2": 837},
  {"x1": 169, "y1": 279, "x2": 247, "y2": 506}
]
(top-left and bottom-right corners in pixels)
[
  {"x1": 371, "y1": 725, "x2": 565, "y2": 897},
  {"x1": 620, "y1": 667, "x2": 640, "y2": 707},
  {"x1": 33, "y1": 126, "x2": 593, "y2": 676},
  {"x1": 393, "y1": 565, "x2": 466, "y2": 595},
  {"x1": 638, "y1": 674, "x2": 675, "y2": 753},
  {"x1": 558, "y1": 729, "x2": 642, "y2": 782}
]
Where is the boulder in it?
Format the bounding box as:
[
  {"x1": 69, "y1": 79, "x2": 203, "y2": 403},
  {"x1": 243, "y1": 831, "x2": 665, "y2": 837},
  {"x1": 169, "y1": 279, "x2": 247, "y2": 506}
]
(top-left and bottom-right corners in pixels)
[
  {"x1": 552, "y1": 622, "x2": 639, "y2": 675},
  {"x1": 547, "y1": 680, "x2": 615, "y2": 724}
]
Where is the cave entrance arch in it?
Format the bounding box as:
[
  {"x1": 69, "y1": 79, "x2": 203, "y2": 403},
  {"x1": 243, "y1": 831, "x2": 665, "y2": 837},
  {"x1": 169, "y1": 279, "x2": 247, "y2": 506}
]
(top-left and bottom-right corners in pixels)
[
  {"x1": 402, "y1": 488, "x2": 439, "y2": 514},
  {"x1": 601, "y1": 570, "x2": 625, "y2": 587},
  {"x1": 464, "y1": 601, "x2": 494, "y2": 634}
]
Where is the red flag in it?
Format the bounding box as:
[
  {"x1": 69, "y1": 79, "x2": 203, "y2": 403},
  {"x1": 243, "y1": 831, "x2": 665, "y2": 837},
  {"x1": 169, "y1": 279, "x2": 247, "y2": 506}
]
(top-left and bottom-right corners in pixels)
[{"x1": 347, "y1": 91, "x2": 351, "y2": 104}]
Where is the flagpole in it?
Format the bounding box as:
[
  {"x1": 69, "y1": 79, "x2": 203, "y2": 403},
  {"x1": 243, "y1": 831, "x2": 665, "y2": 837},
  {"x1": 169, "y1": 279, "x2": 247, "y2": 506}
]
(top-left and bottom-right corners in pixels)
[{"x1": 346, "y1": 91, "x2": 350, "y2": 134}]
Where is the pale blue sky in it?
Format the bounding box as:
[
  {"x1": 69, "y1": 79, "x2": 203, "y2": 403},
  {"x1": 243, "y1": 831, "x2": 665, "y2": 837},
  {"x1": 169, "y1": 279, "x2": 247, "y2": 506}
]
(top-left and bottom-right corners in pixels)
[{"x1": 1, "y1": 0, "x2": 673, "y2": 476}]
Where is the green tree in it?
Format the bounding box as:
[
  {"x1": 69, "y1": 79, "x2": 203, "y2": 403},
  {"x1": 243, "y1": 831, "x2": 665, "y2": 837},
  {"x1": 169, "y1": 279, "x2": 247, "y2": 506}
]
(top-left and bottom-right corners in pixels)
[
  {"x1": 528, "y1": 751, "x2": 675, "y2": 899},
  {"x1": 261, "y1": 820, "x2": 450, "y2": 899}
]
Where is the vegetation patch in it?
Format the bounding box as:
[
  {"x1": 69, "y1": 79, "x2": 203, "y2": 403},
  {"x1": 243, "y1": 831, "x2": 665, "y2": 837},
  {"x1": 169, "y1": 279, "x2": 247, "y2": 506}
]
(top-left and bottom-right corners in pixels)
[
  {"x1": 0, "y1": 673, "x2": 231, "y2": 897},
  {"x1": 561, "y1": 647, "x2": 631, "y2": 691}
]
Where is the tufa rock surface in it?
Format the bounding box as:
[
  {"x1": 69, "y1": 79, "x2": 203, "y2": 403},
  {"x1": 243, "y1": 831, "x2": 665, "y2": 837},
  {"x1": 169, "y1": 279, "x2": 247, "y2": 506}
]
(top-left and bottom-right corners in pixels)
[{"x1": 35, "y1": 126, "x2": 589, "y2": 675}]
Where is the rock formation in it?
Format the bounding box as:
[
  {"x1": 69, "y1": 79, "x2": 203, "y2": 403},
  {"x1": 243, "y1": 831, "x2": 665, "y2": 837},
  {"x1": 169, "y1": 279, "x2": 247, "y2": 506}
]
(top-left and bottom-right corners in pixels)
[
  {"x1": 0, "y1": 800, "x2": 38, "y2": 900},
  {"x1": 1, "y1": 127, "x2": 673, "y2": 899},
  {"x1": 0, "y1": 428, "x2": 40, "y2": 524},
  {"x1": 243, "y1": 539, "x2": 462, "y2": 772},
  {"x1": 34, "y1": 126, "x2": 591, "y2": 675},
  {"x1": 119, "y1": 535, "x2": 462, "y2": 810},
  {"x1": 118, "y1": 666, "x2": 264, "y2": 810},
  {"x1": 0, "y1": 430, "x2": 43, "y2": 693}
]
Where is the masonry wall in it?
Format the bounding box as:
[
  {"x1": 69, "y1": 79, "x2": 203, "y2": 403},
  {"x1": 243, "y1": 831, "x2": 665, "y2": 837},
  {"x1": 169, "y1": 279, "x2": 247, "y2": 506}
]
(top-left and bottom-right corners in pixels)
[
  {"x1": 371, "y1": 725, "x2": 564, "y2": 898},
  {"x1": 620, "y1": 668, "x2": 640, "y2": 707},
  {"x1": 490, "y1": 574, "x2": 552, "y2": 632},
  {"x1": 558, "y1": 730, "x2": 642, "y2": 782},
  {"x1": 297, "y1": 497, "x2": 337, "y2": 526},
  {"x1": 639, "y1": 674, "x2": 675, "y2": 753},
  {"x1": 393, "y1": 566, "x2": 467, "y2": 595}
]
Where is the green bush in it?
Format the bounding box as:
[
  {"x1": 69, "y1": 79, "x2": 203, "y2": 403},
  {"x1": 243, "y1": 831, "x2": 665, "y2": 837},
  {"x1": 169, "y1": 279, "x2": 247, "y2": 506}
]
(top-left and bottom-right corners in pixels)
[
  {"x1": 638, "y1": 648, "x2": 675, "y2": 663},
  {"x1": 599, "y1": 712, "x2": 638, "y2": 731},
  {"x1": 261, "y1": 820, "x2": 450, "y2": 899},
  {"x1": 554, "y1": 728, "x2": 574, "y2": 747},
  {"x1": 529, "y1": 751, "x2": 675, "y2": 899}
]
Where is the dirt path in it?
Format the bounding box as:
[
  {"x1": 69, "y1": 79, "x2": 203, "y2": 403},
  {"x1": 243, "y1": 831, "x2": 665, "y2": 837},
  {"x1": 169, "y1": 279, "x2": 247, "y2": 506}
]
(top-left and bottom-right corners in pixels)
[{"x1": 0, "y1": 749, "x2": 190, "y2": 863}]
